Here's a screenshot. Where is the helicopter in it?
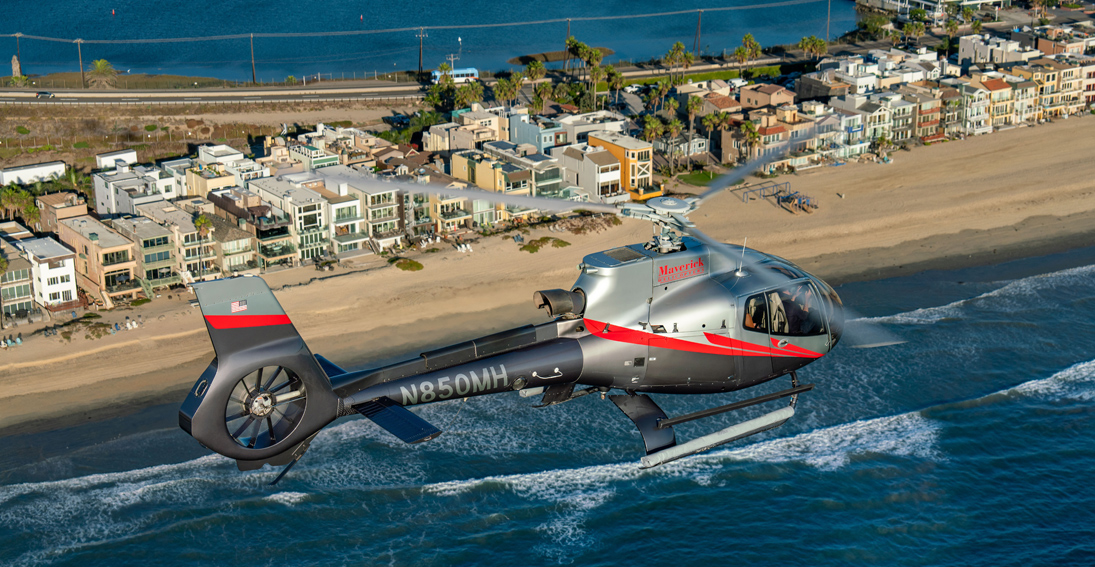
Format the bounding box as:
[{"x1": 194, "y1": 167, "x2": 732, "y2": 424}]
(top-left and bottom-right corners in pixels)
[{"x1": 178, "y1": 149, "x2": 890, "y2": 484}]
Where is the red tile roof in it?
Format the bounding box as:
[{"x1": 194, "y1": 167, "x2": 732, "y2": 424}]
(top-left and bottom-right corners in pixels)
[{"x1": 980, "y1": 78, "x2": 1011, "y2": 91}]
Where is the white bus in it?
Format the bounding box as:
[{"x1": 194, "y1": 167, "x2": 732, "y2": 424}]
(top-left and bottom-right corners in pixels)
[{"x1": 431, "y1": 67, "x2": 479, "y2": 84}]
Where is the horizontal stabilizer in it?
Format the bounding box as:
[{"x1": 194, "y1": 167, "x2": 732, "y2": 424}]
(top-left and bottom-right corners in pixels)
[
  {"x1": 353, "y1": 397, "x2": 442, "y2": 444},
  {"x1": 640, "y1": 406, "x2": 794, "y2": 468},
  {"x1": 315, "y1": 354, "x2": 348, "y2": 378},
  {"x1": 609, "y1": 394, "x2": 676, "y2": 454}
]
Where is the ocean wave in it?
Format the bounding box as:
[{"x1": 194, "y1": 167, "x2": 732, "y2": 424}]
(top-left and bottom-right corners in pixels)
[
  {"x1": 1006, "y1": 359, "x2": 1095, "y2": 401},
  {"x1": 854, "y1": 263, "x2": 1095, "y2": 325},
  {"x1": 265, "y1": 491, "x2": 310, "y2": 506}
]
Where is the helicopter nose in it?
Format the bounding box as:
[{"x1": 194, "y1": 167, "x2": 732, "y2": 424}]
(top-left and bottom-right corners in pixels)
[{"x1": 812, "y1": 277, "x2": 843, "y2": 348}]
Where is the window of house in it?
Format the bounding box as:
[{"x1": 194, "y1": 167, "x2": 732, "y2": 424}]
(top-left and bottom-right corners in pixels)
[
  {"x1": 48, "y1": 276, "x2": 59, "y2": 286},
  {"x1": 49, "y1": 292, "x2": 61, "y2": 301}
]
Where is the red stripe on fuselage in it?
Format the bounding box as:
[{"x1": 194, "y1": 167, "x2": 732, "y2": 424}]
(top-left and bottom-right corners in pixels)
[
  {"x1": 205, "y1": 314, "x2": 292, "y2": 329},
  {"x1": 584, "y1": 318, "x2": 793, "y2": 358}
]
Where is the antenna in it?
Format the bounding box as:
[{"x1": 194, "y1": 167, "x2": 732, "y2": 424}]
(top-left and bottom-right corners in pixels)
[{"x1": 735, "y1": 237, "x2": 748, "y2": 277}]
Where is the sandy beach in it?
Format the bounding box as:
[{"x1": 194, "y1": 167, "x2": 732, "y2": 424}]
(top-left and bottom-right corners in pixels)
[{"x1": 2, "y1": 116, "x2": 1094, "y2": 434}]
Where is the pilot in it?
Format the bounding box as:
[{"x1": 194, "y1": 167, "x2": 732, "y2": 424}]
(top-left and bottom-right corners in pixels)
[{"x1": 787, "y1": 287, "x2": 819, "y2": 335}]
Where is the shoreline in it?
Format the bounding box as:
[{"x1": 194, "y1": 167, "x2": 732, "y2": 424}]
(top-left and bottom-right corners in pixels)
[
  {"x1": 2, "y1": 115, "x2": 1095, "y2": 437},
  {"x1": 3, "y1": 215, "x2": 1093, "y2": 439}
]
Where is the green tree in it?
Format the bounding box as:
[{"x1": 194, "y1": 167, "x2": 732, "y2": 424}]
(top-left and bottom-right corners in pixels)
[
  {"x1": 742, "y1": 34, "x2": 762, "y2": 63},
  {"x1": 971, "y1": 20, "x2": 983, "y2": 34},
  {"x1": 702, "y1": 112, "x2": 720, "y2": 163},
  {"x1": 510, "y1": 72, "x2": 526, "y2": 104},
  {"x1": 733, "y1": 46, "x2": 749, "y2": 66},
  {"x1": 493, "y1": 78, "x2": 515, "y2": 106},
  {"x1": 87, "y1": 59, "x2": 119, "y2": 89},
  {"x1": 607, "y1": 65, "x2": 625, "y2": 105},
  {"x1": 666, "y1": 118, "x2": 684, "y2": 169},
  {"x1": 962, "y1": 6, "x2": 975, "y2": 22},
  {"x1": 943, "y1": 19, "x2": 960, "y2": 54},
  {"x1": 859, "y1": 14, "x2": 891, "y2": 40},
  {"x1": 525, "y1": 60, "x2": 546, "y2": 82},
  {"x1": 535, "y1": 81, "x2": 554, "y2": 105},
  {"x1": 910, "y1": 8, "x2": 927, "y2": 21},
  {"x1": 588, "y1": 66, "x2": 605, "y2": 109},
  {"x1": 664, "y1": 95, "x2": 679, "y2": 120},
  {"x1": 642, "y1": 115, "x2": 665, "y2": 142},
  {"x1": 738, "y1": 121, "x2": 761, "y2": 162}
]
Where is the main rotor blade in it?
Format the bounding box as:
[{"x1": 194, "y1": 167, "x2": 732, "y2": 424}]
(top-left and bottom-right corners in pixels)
[
  {"x1": 696, "y1": 123, "x2": 818, "y2": 205},
  {"x1": 317, "y1": 170, "x2": 619, "y2": 214},
  {"x1": 685, "y1": 226, "x2": 788, "y2": 290},
  {"x1": 842, "y1": 307, "x2": 906, "y2": 349}
]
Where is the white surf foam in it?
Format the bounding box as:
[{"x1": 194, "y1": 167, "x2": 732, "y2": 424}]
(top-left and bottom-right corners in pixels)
[
  {"x1": 855, "y1": 264, "x2": 1095, "y2": 325},
  {"x1": 1006, "y1": 359, "x2": 1095, "y2": 401},
  {"x1": 265, "y1": 491, "x2": 310, "y2": 506}
]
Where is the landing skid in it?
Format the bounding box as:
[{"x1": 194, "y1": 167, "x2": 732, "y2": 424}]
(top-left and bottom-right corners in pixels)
[
  {"x1": 533, "y1": 383, "x2": 601, "y2": 407},
  {"x1": 610, "y1": 372, "x2": 813, "y2": 468}
]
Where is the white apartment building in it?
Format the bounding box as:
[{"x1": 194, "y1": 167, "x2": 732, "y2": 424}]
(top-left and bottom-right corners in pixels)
[
  {"x1": 0, "y1": 161, "x2": 66, "y2": 186},
  {"x1": 250, "y1": 176, "x2": 330, "y2": 261},
  {"x1": 551, "y1": 143, "x2": 627, "y2": 204},
  {"x1": 19, "y1": 237, "x2": 79, "y2": 312},
  {"x1": 93, "y1": 163, "x2": 178, "y2": 218},
  {"x1": 95, "y1": 149, "x2": 138, "y2": 170}
]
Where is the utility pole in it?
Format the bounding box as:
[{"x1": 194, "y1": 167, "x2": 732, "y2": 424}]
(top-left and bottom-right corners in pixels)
[
  {"x1": 417, "y1": 27, "x2": 427, "y2": 78},
  {"x1": 76, "y1": 39, "x2": 85, "y2": 89},
  {"x1": 694, "y1": 10, "x2": 703, "y2": 56},
  {"x1": 446, "y1": 52, "x2": 459, "y2": 69},
  {"x1": 14, "y1": 33, "x2": 21, "y2": 60},
  {"x1": 250, "y1": 34, "x2": 257, "y2": 84},
  {"x1": 826, "y1": 0, "x2": 832, "y2": 41}
]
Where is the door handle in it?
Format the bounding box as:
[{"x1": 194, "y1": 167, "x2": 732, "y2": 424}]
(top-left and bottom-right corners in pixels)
[{"x1": 777, "y1": 340, "x2": 789, "y2": 348}]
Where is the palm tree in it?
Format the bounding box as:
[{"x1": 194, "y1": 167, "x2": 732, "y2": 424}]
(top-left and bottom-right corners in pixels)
[
  {"x1": 0, "y1": 185, "x2": 20, "y2": 220},
  {"x1": 493, "y1": 78, "x2": 514, "y2": 106},
  {"x1": 553, "y1": 82, "x2": 570, "y2": 104},
  {"x1": 285, "y1": 75, "x2": 298, "y2": 85},
  {"x1": 743, "y1": 34, "x2": 762, "y2": 63},
  {"x1": 971, "y1": 20, "x2": 983, "y2": 35},
  {"x1": 716, "y1": 112, "x2": 735, "y2": 164},
  {"x1": 589, "y1": 65, "x2": 606, "y2": 108},
  {"x1": 681, "y1": 51, "x2": 695, "y2": 84},
  {"x1": 702, "y1": 112, "x2": 719, "y2": 164},
  {"x1": 535, "y1": 81, "x2": 554, "y2": 106},
  {"x1": 686, "y1": 95, "x2": 704, "y2": 164},
  {"x1": 739, "y1": 121, "x2": 761, "y2": 162},
  {"x1": 798, "y1": 36, "x2": 816, "y2": 59},
  {"x1": 607, "y1": 65, "x2": 625, "y2": 105},
  {"x1": 733, "y1": 46, "x2": 748, "y2": 67},
  {"x1": 664, "y1": 95, "x2": 679, "y2": 121},
  {"x1": 945, "y1": 19, "x2": 960, "y2": 54},
  {"x1": 812, "y1": 36, "x2": 828, "y2": 60},
  {"x1": 642, "y1": 115, "x2": 665, "y2": 143},
  {"x1": 525, "y1": 60, "x2": 546, "y2": 82},
  {"x1": 87, "y1": 59, "x2": 119, "y2": 89},
  {"x1": 962, "y1": 6, "x2": 974, "y2": 23},
  {"x1": 663, "y1": 43, "x2": 681, "y2": 82},
  {"x1": 655, "y1": 80, "x2": 671, "y2": 113},
  {"x1": 666, "y1": 118, "x2": 684, "y2": 169},
  {"x1": 510, "y1": 72, "x2": 526, "y2": 104}
]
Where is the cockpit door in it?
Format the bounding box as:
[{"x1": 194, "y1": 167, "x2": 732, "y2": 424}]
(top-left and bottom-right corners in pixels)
[
  {"x1": 736, "y1": 292, "x2": 774, "y2": 381},
  {"x1": 768, "y1": 281, "x2": 829, "y2": 376}
]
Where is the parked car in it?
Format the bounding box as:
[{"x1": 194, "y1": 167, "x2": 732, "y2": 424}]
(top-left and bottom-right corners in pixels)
[
  {"x1": 35, "y1": 92, "x2": 55, "y2": 99},
  {"x1": 383, "y1": 114, "x2": 410, "y2": 128},
  {"x1": 623, "y1": 84, "x2": 641, "y2": 94}
]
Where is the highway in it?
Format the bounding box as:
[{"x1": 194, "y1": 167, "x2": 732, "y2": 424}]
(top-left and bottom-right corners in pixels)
[{"x1": 0, "y1": 83, "x2": 427, "y2": 106}]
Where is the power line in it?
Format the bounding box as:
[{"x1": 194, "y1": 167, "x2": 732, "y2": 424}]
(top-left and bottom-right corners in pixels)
[{"x1": 0, "y1": 0, "x2": 824, "y2": 45}]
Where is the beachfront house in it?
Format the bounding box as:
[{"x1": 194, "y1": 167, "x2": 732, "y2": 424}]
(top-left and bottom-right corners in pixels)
[
  {"x1": 249, "y1": 176, "x2": 330, "y2": 262},
  {"x1": 450, "y1": 149, "x2": 537, "y2": 224},
  {"x1": 58, "y1": 216, "x2": 140, "y2": 308},
  {"x1": 588, "y1": 132, "x2": 658, "y2": 201},
  {"x1": 111, "y1": 216, "x2": 180, "y2": 294},
  {"x1": 289, "y1": 145, "x2": 340, "y2": 171},
  {"x1": 1, "y1": 238, "x2": 36, "y2": 321},
  {"x1": 311, "y1": 165, "x2": 406, "y2": 253},
  {"x1": 136, "y1": 202, "x2": 217, "y2": 284},
  {"x1": 35, "y1": 192, "x2": 88, "y2": 236},
  {"x1": 551, "y1": 143, "x2": 627, "y2": 204},
  {"x1": 18, "y1": 237, "x2": 79, "y2": 313},
  {"x1": 509, "y1": 115, "x2": 567, "y2": 153},
  {"x1": 453, "y1": 103, "x2": 512, "y2": 144},
  {"x1": 92, "y1": 163, "x2": 177, "y2": 219},
  {"x1": 205, "y1": 214, "x2": 258, "y2": 275},
  {"x1": 739, "y1": 84, "x2": 795, "y2": 110},
  {"x1": 206, "y1": 187, "x2": 296, "y2": 269},
  {"x1": 0, "y1": 161, "x2": 66, "y2": 187}
]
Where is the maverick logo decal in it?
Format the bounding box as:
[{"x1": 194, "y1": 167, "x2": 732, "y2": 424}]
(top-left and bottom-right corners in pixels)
[{"x1": 658, "y1": 257, "x2": 705, "y2": 284}]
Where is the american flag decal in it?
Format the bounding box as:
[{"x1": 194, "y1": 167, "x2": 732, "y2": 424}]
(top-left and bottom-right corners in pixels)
[{"x1": 230, "y1": 300, "x2": 248, "y2": 313}]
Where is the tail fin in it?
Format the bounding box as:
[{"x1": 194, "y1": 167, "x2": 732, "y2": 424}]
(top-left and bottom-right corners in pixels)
[{"x1": 179, "y1": 276, "x2": 340, "y2": 465}]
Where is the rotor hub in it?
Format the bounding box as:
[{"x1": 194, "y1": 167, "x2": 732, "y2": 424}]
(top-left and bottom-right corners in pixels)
[
  {"x1": 249, "y1": 392, "x2": 275, "y2": 417},
  {"x1": 645, "y1": 196, "x2": 692, "y2": 216}
]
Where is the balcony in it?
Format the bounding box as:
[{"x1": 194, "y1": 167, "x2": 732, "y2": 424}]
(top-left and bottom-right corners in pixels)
[
  {"x1": 368, "y1": 198, "x2": 398, "y2": 209},
  {"x1": 223, "y1": 246, "x2": 253, "y2": 257},
  {"x1": 257, "y1": 228, "x2": 291, "y2": 242},
  {"x1": 333, "y1": 214, "x2": 366, "y2": 225},
  {"x1": 106, "y1": 279, "x2": 141, "y2": 295},
  {"x1": 147, "y1": 274, "x2": 182, "y2": 288},
  {"x1": 367, "y1": 212, "x2": 400, "y2": 223},
  {"x1": 372, "y1": 229, "x2": 404, "y2": 240},
  {"x1": 918, "y1": 107, "x2": 940, "y2": 115},
  {"x1": 438, "y1": 209, "x2": 471, "y2": 221},
  {"x1": 259, "y1": 243, "x2": 296, "y2": 258},
  {"x1": 102, "y1": 255, "x2": 133, "y2": 267},
  {"x1": 333, "y1": 232, "x2": 371, "y2": 244}
]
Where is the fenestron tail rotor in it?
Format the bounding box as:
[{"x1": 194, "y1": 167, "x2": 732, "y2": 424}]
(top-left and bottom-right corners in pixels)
[{"x1": 224, "y1": 366, "x2": 308, "y2": 450}]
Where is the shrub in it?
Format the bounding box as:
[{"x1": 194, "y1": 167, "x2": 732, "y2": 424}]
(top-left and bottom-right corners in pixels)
[
  {"x1": 83, "y1": 313, "x2": 102, "y2": 319},
  {"x1": 16, "y1": 126, "x2": 29, "y2": 135},
  {"x1": 73, "y1": 141, "x2": 90, "y2": 149},
  {"x1": 394, "y1": 258, "x2": 424, "y2": 271},
  {"x1": 131, "y1": 298, "x2": 151, "y2": 306},
  {"x1": 144, "y1": 124, "x2": 158, "y2": 132}
]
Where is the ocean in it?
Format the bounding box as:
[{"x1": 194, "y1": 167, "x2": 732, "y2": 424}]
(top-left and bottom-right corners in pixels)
[
  {"x1": 2, "y1": 246, "x2": 1095, "y2": 566},
  {"x1": 2, "y1": 0, "x2": 857, "y2": 81}
]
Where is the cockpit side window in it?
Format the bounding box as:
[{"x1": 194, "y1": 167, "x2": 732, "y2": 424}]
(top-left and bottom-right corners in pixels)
[
  {"x1": 770, "y1": 283, "x2": 827, "y2": 337},
  {"x1": 743, "y1": 294, "x2": 768, "y2": 332}
]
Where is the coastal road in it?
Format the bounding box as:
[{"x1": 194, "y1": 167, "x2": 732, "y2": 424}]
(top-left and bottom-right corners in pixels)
[{"x1": 0, "y1": 84, "x2": 426, "y2": 106}]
